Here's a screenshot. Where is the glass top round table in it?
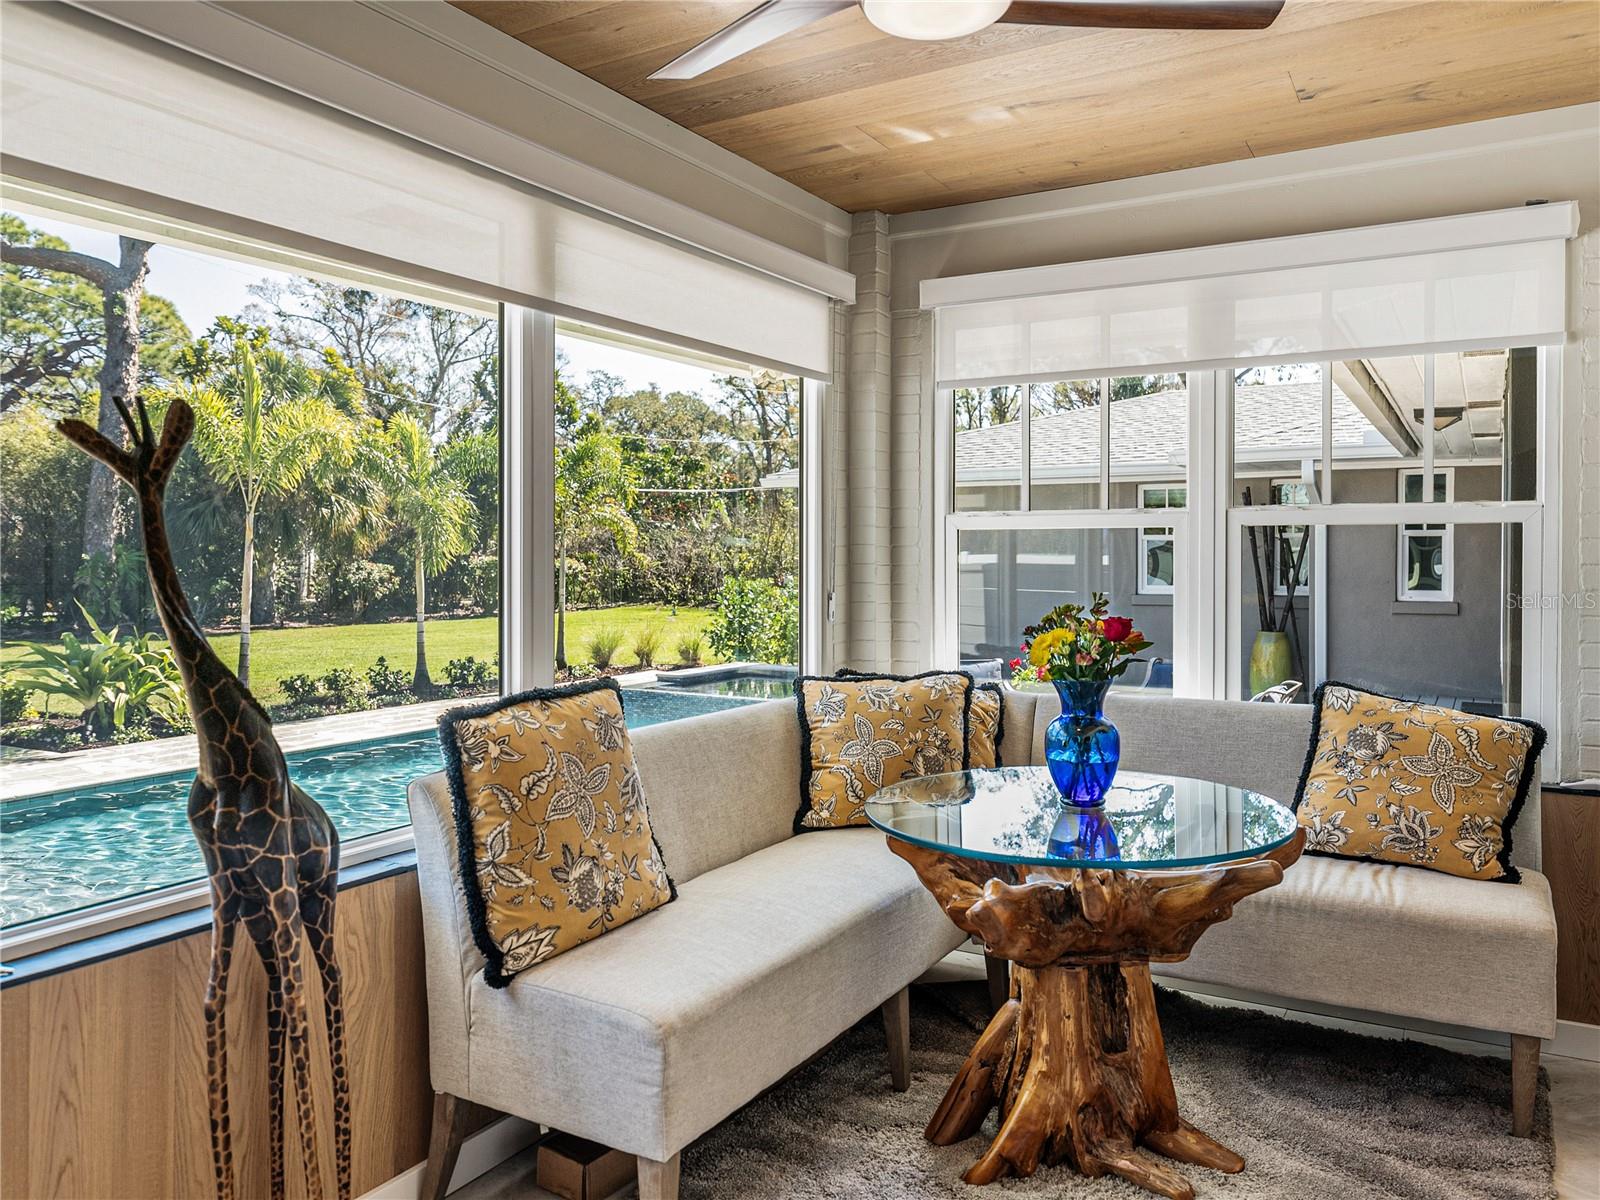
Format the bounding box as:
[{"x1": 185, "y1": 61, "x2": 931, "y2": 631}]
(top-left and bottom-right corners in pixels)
[{"x1": 864, "y1": 766, "x2": 1297, "y2": 870}]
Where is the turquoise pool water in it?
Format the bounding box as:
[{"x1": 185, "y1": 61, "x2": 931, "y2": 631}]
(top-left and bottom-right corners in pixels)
[{"x1": 0, "y1": 687, "x2": 760, "y2": 929}]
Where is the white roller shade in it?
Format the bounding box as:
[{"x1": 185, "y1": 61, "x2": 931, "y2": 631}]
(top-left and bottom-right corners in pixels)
[
  {"x1": 928, "y1": 204, "x2": 1576, "y2": 388},
  {"x1": 0, "y1": 3, "x2": 833, "y2": 378}
]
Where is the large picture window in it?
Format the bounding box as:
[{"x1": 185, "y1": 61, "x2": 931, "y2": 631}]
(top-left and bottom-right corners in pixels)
[
  {"x1": 549, "y1": 325, "x2": 802, "y2": 706},
  {"x1": 1, "y1": 204, "x2": 503, "y2": 934}
]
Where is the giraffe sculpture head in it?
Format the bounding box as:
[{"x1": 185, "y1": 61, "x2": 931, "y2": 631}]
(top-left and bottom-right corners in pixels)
[{"x1": 56, "y1": 393, "x2": 351, "y2": 1200}]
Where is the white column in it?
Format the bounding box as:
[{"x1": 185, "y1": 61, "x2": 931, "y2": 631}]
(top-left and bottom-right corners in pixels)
[{"x1": 501, "y1": 305, "x2": 555, "y2": 691}]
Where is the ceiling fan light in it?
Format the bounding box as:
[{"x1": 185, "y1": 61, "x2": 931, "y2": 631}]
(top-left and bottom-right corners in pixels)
[{"x1": 860, "y1": 0, "x2": 1012, "y2": 40}]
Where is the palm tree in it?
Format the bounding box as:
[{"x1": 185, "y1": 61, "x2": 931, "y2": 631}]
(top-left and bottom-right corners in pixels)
[
  {"x1": 380, "y1": 415, "x2": 476, "y2": 692},
  {"x1": 188, "y1": 341, "x2": 350, "y2": 688},
  {"x1": 555, "y1": 429, "x2": 637, "y2": 670}
]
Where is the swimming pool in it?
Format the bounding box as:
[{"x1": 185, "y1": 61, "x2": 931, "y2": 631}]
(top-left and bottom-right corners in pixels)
[
  {"x1": 0, "y1": 686, "x2": 761, "y2": 930},
  {"x1": 653, "y1": 667, "x2": 797, "y2": 701}
]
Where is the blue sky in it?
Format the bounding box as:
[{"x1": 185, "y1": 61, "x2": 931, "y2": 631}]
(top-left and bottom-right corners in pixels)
[{"x1": 12, "y1": 209, "x2": 736, "y2": 398}]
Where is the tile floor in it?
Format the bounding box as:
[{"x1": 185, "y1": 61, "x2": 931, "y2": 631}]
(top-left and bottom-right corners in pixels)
[{"x1": 449, "y1": 981, "x2": 1600, "y2": 1200}]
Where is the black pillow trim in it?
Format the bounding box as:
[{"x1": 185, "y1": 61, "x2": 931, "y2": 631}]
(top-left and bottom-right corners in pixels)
[
  {"x1": 437, "y1": 677, "x2": 676, "y2": 989},
  {"x1": 976, "y1": 681, "x2": 1006, "y2": 768},
  {"x1": 794, "y1": 668, "x2": 977, "y2": 834},
  {"x1": 1291, "y1": 679, "x2": 1547, "y2": 885}
]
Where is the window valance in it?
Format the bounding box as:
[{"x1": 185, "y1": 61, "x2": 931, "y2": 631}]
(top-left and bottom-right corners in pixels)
[{"x1": 925, "y1": 203, "x2": 1576, "y2": 388}]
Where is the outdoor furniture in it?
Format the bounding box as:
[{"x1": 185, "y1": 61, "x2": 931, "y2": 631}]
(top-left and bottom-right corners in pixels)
[
  {"x1": 1249, "y1": 680, "x2": 1302, "y2": 703},
  {"x1": 867, "y1": 766, "x2": 1306, "y2": 1197}
]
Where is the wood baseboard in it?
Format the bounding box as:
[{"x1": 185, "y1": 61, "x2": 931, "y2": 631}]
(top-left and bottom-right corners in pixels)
[{"x1": 360, "y1": 1116, "x2": 540, "y2": 1199}]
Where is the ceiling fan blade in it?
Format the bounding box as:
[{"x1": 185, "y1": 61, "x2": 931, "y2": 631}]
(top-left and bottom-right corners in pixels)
[
  {"x1": 648, "y1": 0, "x2": 857, "y2": 80},
  {"x1": 997, "y1": 0, "x2": 1285, "y2": 30}
]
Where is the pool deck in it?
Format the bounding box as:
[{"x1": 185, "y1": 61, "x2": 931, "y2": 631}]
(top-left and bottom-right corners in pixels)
[{"x1": 0, "y1": 699, "x2": 463, "y2": 802}]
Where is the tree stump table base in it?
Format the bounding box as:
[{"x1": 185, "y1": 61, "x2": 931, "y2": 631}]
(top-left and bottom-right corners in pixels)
[
  {"x1": 888, "y1": 829, "x2": 1306, "y2": 1199},
  {"x1": 927, "y1": 964, "x2": 1241, "y2": 1199}
]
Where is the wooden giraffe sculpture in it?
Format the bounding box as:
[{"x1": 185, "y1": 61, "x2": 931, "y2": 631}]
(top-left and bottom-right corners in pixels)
[{"x1": 57, "y1": 394, "x2": 351, "y2": 1200}]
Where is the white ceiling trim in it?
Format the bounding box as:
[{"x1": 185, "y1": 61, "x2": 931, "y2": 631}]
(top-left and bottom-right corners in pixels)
[{"x1": 892, "y1": 105, "x2": 1600, "y2": 244}]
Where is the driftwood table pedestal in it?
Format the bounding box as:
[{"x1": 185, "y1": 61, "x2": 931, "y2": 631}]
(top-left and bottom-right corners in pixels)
[{"x1": 865, "y1": 767, "x2": 1306, "y2": 1200}]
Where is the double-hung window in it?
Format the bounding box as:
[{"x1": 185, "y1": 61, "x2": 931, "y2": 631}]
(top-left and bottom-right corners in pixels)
[
  {"x1": 1137, "y1": 484, "x2": 1186, "y2": 596},
  {"x1": 1397, "y1": 468, "x2": 1454, "y2": 601}
]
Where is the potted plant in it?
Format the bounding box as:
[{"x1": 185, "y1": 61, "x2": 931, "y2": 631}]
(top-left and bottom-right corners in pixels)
[
  {"x1": 1011, "y1": 593, "x2": 1150, "y2": 806},
  {"x1": 1242, "y1": 486, "x2": 1309, "y2": 697}
]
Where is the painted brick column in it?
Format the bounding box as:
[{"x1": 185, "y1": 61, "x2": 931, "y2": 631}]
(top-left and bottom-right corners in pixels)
[{"x1": 839, "y1": 211, "x2": 894, "y2": 671}]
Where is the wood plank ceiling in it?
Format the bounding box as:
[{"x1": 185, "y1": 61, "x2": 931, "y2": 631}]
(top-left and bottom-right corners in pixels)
[{"x1": 453, "y1": 1, "x2": 1600, "y2": 214}]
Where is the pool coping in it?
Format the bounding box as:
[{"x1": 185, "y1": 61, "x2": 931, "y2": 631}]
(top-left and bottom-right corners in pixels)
[
  {"x1": 0, "y1": 666, "x2": 797, "y2": 803},
  {"x1": 0, "y1": 698, "x2": 467, "y2": 803}
]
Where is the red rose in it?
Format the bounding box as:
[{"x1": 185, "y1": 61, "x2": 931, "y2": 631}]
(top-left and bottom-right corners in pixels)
[
  {"x1": 1101, "y1": 616, "x2": 1133, "y2": 642},
  {"x1": 1009, "y1": 657, "x2": 1022, "y2": 670}
]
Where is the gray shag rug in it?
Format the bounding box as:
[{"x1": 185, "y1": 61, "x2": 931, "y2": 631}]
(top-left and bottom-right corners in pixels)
[{"x1": 678, "y1": 984, "x2": 1554, "y2": 1199}]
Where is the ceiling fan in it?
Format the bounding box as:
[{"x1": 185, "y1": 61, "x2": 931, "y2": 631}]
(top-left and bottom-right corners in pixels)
[{"x1": 649, "y1": 0, "x2": 1286, "y2": 80}]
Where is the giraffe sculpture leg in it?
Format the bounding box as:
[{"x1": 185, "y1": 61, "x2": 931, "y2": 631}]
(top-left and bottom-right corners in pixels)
[
  {"x1": 274, "y1": 901, "x2": 327, "y2": 1200},
  {"x1": 203, "y1": 904, "x2": 239, "y2": 1200},
  {"x1": 245, "y1": 916, "x2": 289, "y2": 1200},
  {"x1": 302, "y1": 865, "x2": 351, "y2": 1200}
]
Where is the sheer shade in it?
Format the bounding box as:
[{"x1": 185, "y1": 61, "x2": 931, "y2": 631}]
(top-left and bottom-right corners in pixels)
[
  {"x1": 0, "y1": 3, "x2": 833, "y2": 378},
  {"x1": 929, "y1": 206, "x2": 1575, "y2": 388}
]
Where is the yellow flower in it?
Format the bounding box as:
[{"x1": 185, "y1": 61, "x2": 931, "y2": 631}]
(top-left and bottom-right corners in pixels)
[{"x1": 1028, "y1": 627, "x2": 1073, "y2": 667}]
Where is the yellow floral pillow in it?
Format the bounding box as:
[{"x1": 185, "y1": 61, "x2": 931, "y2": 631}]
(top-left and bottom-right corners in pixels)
[
  {"x1": 795, "y1": 671, "x2": 974, "y2": 831},
  {"x1": 1294, "y1": 682, "x2": 1545, "y2": 882},
  {"x1": 440, "y1": 679, "x2": 675, "y2": 987},
  {"x1": 968, "y1": 682, "x2": 1005, "y2": 769}
]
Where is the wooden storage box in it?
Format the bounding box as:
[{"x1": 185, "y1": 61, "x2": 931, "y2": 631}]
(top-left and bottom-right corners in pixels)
[{"x1": 536, "y1": 1132, "x2": 636, "y2": 1200}]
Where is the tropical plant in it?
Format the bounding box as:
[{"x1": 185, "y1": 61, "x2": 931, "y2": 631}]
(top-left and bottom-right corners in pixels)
[
  {"x1": 318, "y1": 667, "x2": 369, "y2": 710},
  {"x1": 632, "y1": 625, "x2": 662, "y2": 669},
  {"x1": 73, "y1": 543, "x2": 153, "y2": 628},
  {"x1": 366, "y1": 656, "x2": 411, "y2": 698},
  {"x1": 376, "y1": 416, "x2": 479, "y2": 691},
  {"x1": 11, "y1": 605, "x2": 185, "y2": 737},
  {"x1": 186, "y1": 334, "x2": 352, "y2": 687},
  {"x1": 443, "y1": 655, "x2": 493, "y2": 691},
  {"x1": 555, "y1": 429, "x2": 637, "y2": 669},
  {"x1": 675, "y1": 633, "x2": 705, "y2": 666},
  {"x1": 585, "y1": 628, "x2": 625, "y2": 670}
]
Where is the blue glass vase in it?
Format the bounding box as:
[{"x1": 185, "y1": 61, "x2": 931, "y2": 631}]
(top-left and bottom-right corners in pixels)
[{"x1": 1044, "y1": 679, "x2": 1120, "y2": 807}]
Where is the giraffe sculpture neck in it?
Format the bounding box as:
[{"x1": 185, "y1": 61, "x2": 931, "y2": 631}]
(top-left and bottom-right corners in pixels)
[{"x1": 135, "y1": 480, "x2": 274, "y2": 780}]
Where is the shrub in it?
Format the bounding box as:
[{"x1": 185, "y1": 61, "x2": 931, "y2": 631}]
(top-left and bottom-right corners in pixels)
[
  {"x1": 10, "y1": 605, "x2": 186, "y2": 738},
  {"x1": 586, "y1": 628, "x2": 625, "y2": 670},
  {"x1": 281, "y1": 673, "x2": 320, "y2": 706},
  {"x1": 366, "y1": 656, "x2": 411, "y2": 698},
  {"x1": 632, "y1": 626, "x2": 662, "y2": 669},
  {"x1": 707, "y1": 577, "x2": 799, "y2": 665},
  {"x1": 444, "y1": 655, "x2": 493, "y2": 691},
  {"x1": 463, "y1": 555, "x2": 499, "y2": 615},
  {"x1": 322, "y1": 560, "x2": 399, "y2": 622},
  {"x1": 319, "y1": 667, "x2": 370, "y2": 710},
  {"x1": 676, "y1": 634, "x2": 705, "y2": 666},
  {"x1": 0, "y1": 675, "x2": 34, "y2": 723}
]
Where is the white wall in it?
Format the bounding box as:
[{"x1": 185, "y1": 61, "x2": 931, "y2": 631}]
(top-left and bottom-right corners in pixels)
[{"x1": 876, "y1": 105, "x2": 1600, "y2": 776}]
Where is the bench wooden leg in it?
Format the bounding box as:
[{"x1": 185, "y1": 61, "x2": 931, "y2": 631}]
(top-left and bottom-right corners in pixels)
[
  {"x1": 1511, "y1": 1034, "x2": 1539, "y2": 1137},
  {"x1": 638, "y1": 1152, "x2": 681, "y2": 1200},
  {"x1": 882, "y1": 985, "x2": 911, "y2": 1092},
  {"x1": 420, "y1": 1092, "x2": 474, "y2": 1200},
  {"x1": 984, "y1": 952, "x2": 1009, "y2": 1015}
]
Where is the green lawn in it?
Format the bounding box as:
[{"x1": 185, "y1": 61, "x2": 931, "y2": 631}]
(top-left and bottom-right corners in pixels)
[{"x1": 2, "y1": 605, "x2": 714, "y2": 709}]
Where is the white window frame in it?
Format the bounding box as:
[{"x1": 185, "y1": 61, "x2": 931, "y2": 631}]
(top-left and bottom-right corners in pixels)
[
  {"x1": 0, "y1": 226, "x2": 825, "y2": 961},
  {"x1": 1265, "y1": 478, "x2": 1313, "y2": 597},
  {"x1": 937, "y1": 350, "x2": 1560, "y2": 783},
  {"x1": 1136, "y1": 483, "x2": 1184, "y2": 596},
  {"x1": 1396, "y1": 466, "x2": 1455, "y2": 602}
]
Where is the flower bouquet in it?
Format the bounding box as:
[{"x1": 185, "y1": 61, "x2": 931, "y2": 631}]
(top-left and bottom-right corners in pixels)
[{"x1": 1009, "y1": 593, "x2": 1151, "y2": 806}]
